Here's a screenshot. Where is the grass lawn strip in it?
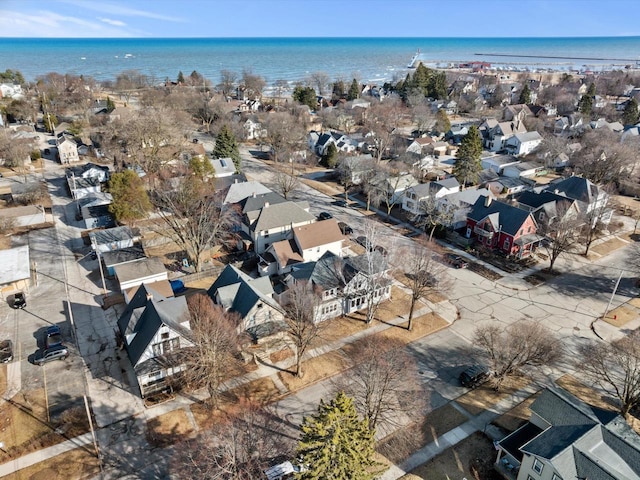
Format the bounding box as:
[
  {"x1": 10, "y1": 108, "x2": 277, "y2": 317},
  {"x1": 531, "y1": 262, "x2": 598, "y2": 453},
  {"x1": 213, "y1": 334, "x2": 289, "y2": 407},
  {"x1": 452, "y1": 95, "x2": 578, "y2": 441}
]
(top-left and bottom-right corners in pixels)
[
  {"x1": 603, "y1": 304, "x2": 637, "y2": 327},
  {"x1": 456, "y1": 375, "x2": 531, "y2": 416},
  {"x1": 377, "y1": 404, "x2": 468, "y2": 465},
  {"x1": 277, "y1": 350, "x2": 352, "y2": 393},
  {"x1": 399, "y1": 431, "x2": 504, "y2": 480},
  {"x1": 146, "y1": 409, "x2": 195, "y2": 448},
  {"x1": 590, "y1": 237, "x2": 627, "y2": 256},
  {"x1": 555, "y1": 374, "x2": 618, "y2": 411},
  {"x1": 1, "y1": 448, "x2": 100, "y2": 480}
]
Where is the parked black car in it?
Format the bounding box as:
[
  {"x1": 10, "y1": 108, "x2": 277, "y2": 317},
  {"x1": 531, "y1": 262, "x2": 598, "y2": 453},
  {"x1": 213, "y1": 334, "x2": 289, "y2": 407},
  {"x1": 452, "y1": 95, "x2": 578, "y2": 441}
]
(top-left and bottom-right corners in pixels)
[
  {"x1": 0, "y1": 340, "x2": 13, "y2": 363},
  {"x1": 445, "y1": 253, "x2": 469, "y2": 269},
  {"x1": 459, "y1": 365, "x2": 490, "y2": 388},
  {"x1": 45, "y1": 325, "x2": 63, "y2": 349},
  {"x1": 13, "y1": 292, "x2": 26, "y2": 309},
  {"x1": 317, "y1": 211, "x2": 333, "y2": 220}
]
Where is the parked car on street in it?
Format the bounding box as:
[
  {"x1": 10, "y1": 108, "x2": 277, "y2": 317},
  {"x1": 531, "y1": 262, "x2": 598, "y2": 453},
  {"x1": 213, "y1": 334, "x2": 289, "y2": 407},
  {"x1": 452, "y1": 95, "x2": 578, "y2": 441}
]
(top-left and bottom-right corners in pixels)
[
  {"x1": 459, "y1": 365, "x2": 490, "y2": 388},
  {"x1": 0, "y1": 340, "x2": 13, "y2": 363},
  {"x1": 45, "y1": 325, "x2": 63, "y2": 349},
  {"x1": 12, "y1": 292, "x2": 26, "y2": 309},
  {"x1": 317, "y1": 211, "x2": 333, "y2": 220},
  {"x1": 445, "y1": 253, "x2": 469, "y2": 269},
  {"x1": 34, "y1": 345, "x2": 69, "y2": 366},
  {"x1": 333, "y1": 199, "x2": 349, "y2": 207}
]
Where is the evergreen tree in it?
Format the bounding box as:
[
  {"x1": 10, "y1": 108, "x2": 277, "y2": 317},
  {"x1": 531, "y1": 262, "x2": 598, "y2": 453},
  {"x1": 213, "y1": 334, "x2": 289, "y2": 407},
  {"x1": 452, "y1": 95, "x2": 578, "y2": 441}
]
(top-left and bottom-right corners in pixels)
[
  {"x1": 427, "y1": 70, "x2": 447, "y2": 99},
  {"x1": 293, "y1": 85, "x2": 318, "y2": 110},
  {"x1": 213, "y1": 124, "x2": 241, "y2": 171},
  {"x1": 519, "y1": 83, "x2": 531, "y2": 104},
  {"x1": 177, "y1": 71, "x2": 185, "y2": 84},
  {"x1": 347, "y1": 78, "x2": 360, "y2": 101},
  {"x1": 622, "y1": 98, "x2": 639, "y2": 126},
  {"x1": 108, "y1": 170, "x2": 152, "y2": 224},
  {"x1": 105, "y1": 96, "x2": 116, "y2": 113},
  {"x1": 435, "y1": 108, "x2": 451, "y2": 135},
  {"x1": 296, "y1": 392, "x2": 385, "y2": 480},
  {"x1": 453, "y1": 125, "x2": 483, "y2": 187},
  {"x1": 321, "y1": 142, "x2": 338, "y2": 168},
  {"x1": 578, "y1": 83, "x2": 596, "y2": 115},
  {"x1": 412, "y1": 63, "x2": 431, "y2": 96},
  {"x1": 332, "y1": 80, "x2": 345, "y2": 99}
]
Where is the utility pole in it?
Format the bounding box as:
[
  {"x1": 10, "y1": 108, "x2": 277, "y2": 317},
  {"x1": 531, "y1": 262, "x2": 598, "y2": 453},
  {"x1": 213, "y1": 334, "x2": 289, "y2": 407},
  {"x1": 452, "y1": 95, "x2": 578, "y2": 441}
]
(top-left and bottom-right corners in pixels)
[{"x1": 602, "y1": 269, "x2": 624, "y2": 321}]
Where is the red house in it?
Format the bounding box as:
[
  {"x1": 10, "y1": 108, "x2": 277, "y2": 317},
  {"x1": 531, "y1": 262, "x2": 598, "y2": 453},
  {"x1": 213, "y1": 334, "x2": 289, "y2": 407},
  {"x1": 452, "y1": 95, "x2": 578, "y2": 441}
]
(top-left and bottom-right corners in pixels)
[{"x1": 465, "y1": 196, "x2": 540, "y2": 258}]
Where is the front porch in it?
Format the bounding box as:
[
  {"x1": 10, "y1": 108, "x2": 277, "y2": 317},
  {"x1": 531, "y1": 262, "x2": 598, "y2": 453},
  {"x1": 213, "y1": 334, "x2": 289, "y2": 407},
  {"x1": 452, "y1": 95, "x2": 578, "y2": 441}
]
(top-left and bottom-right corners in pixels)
[{"x1": 494, "y1": 421, "x2": 543, "y2": 479}]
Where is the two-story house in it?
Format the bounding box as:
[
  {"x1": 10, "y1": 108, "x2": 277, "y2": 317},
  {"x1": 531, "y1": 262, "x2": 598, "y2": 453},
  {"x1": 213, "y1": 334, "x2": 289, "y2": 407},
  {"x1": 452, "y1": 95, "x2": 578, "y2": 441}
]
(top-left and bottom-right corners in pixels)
[
  {"x1": 56, "y1": 134, "x2": 80, "y2": 164},
  {"x1": 242, "y1": 197, "x2": 316, "y2": 254},
  {"x1": 258, "y1": 219, "x2": 344, "y2": 277},
  {"x1": 495, "y1": 387, "x2": 640, "y2": 480},
  {"x1": 283, "y1": 250, "x2": 392, "y2": 323},
  {"x1": 543, "y1": 176, "x2": 610, "y2": 220},
  {"x1": 466, "y1": 196, "x2": 541, "y2": 258},
  {"x1": 505, "y1": 132, "x2": 543, "y2": 157},
  {"x1": 402, "y1": 178, "x2": 460, "y2": 216},
  {"x1": 480, "y1": 119, "x2": 528, "y2": 152},
  {"x1": 117, "y1": 284, "x2": 193, "y2": 398},
  {"x1": 207, "y1": 264, "x2": 286, "y2": 342}
]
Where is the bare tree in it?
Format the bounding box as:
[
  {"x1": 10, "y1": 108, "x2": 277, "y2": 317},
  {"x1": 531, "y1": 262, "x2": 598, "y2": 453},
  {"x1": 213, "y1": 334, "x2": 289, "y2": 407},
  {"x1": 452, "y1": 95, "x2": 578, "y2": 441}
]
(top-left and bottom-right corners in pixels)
[
  {"x1": 414, "y1": 195, "x2": 455, "y2": 241},
  {"x1": 0, "y1": 129, "x2": 32, "y2": 168},
  {"x1": 262, "y1": 111, "x2": 305, "y2": 163},
  {"x1": 332, "y1": 336, "x2": 425, "y2": 432},
  {"x1": 114, "y1": 69, "x2": 149, "y2": 105},
  {"x1": 241, "y1": 70, "x2": 265, "y2": 100},
  {"x1": 377, "y1": 168, "x2": 416, "y2": 220},
  {"x1": 172, "y1": 402, "x2": 292, "y2": 479},
  {"x1": 572, "y1": 128, "x2": 640, "y2": 184},
  {"x1": 309, "y1": 71, "x2": 330, "y2": 96},
  {"x1": 580, "y1": 191, "x2": 613, "y2": 256},
  {"x1": 538, "y1": 202, "x2": 581, "y2": 273},
  {"x1": 352, "y1": 221, "x2": 393, "y2": 325},
  {"x1": 218, "y1": 70, "x2": 238, "y2": 100},
  {"x1": 281, "y1": 281, "x2": 325, "y2": 378},
  {"x1": 411, "y1": 102, "x2": 435, "y2": 135},
  {"x1": 578, "y1": 331, "x2": 640, "y2": 418},
  {"x1": 273, "y1": 170, "x2": 300, "y2": 200},
  {"x1": 152, "y1": 175, "x2": 239, "y2": 272},
  {"x1": 364, "y1": 98, "x2": 406, "y2": 163},
  {"x1": 474, "y1": 320, "x2": 563, "y2": 391},
  {"x1": 183, "y1": 294, "x2": 242, "y2": 409},
  {"x1": 397, "y1": 237, "x2": 449, "y2": 329}
]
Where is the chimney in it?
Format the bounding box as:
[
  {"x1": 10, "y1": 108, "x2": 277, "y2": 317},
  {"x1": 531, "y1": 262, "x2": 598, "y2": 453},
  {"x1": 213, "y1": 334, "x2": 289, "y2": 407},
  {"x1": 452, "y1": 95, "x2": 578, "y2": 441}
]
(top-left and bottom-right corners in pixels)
[
  {"x1": 252, "y1": 191, "x2": 256, "y2": 198},
  {"x1": 146, "y1": 292, "x2": 153, "y2": 301},
  {"x1": 484, "y1": 195, "x2": 492, "y2": 207},
  {"x1": 264, "y1": 202, "x2": 270, "y2": 208}
]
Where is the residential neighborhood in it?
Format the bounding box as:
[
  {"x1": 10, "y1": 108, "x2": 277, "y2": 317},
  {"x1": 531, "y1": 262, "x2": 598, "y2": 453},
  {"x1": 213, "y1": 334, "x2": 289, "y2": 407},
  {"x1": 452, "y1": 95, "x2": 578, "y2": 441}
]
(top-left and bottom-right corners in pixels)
[{"x1": 1, "y1": 54, "x2": 640, "y2": 480}]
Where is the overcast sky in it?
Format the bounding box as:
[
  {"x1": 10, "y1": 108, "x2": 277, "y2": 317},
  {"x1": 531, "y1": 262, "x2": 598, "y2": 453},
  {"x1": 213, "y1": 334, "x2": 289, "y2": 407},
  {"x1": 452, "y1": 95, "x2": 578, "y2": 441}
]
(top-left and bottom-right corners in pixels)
[{"x1": 1, "y1": 0, "x2": 638, "y2": 38}]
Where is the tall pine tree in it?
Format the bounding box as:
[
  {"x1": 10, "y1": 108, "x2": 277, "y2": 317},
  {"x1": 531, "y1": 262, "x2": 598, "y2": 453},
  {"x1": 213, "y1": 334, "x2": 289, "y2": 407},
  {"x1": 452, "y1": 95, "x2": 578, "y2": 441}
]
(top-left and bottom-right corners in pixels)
[
  {"x1": 518, "y1": 83, "x2": 531, "y2": 104},
  {"x1": 347, "y1": 79, "x2": 360, "y2": 101},
  {"x1": 296, "y1": 392, "x2": 385, "y2": 480},
  {"x1": 213, "y1": 124, "x2": 241, "y2": 172},
  {"x1": 622, "y1": 98, "x2": 639, "y2": 126},
  {"x1": 453, "y1": 125, "x2": 482, "y2": 187},
  {"x1": 578, "y1": 83, "x2": 596, "y2": 115}
]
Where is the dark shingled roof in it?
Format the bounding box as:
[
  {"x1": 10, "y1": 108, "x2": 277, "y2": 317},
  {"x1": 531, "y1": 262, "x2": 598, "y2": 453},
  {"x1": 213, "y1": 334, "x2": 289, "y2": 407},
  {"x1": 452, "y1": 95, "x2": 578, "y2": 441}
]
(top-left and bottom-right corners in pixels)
[
  {"x1": 544, "y1": 176, "x2": 600, "y2": 204},
  {"x1": 117, "y1": 284, "x2": 190, "y2": 367},
  {"x1": 467, "y1": 196, "x2": 533, "y2": 236}
]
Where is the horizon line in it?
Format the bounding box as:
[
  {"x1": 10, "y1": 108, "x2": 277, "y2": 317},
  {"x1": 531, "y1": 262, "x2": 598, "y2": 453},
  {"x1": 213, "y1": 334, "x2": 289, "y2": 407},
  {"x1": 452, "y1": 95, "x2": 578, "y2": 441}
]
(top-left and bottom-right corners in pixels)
[{"x1": 2, "y1": 35, "x2": 640, "y2": 40}]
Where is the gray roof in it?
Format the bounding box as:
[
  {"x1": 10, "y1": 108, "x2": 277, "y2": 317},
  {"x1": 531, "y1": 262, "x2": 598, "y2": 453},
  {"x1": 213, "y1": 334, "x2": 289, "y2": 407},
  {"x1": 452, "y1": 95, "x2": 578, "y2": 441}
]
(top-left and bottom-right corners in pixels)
[
  {"x1": 114, "y1": 257, "x2": 166, "y2": 284},
  {"x1": 467, "y1": 196, "x2": 533, "y2": 236},
  {"x1": 519, "y1": 388, "x2": 640, "y2": 480},
  {"x1": 544, "y1": 176, "x2": 601, "y2": 205},
  {"x1": 101, "y1": 245, "x2": 146, "y2": 268},
  {"x1": 514, "y1": 131, "x2": 543, "y2": 142},
  {"x1": 210, "y1": 157, "x2": 237, "y2": 176},
  {"x1": 223, "y1": 181, "x2": 273, "y2": 205},
  {"x1": 241, "y1": 192, "x2": 287, "y2": 215},
  {"x1": 117, "y1": 284, "x2": 190, "y2": 367},
  {"x1": 89, "y1": 226, "x2": 138, "y2": 246},
  {"x1": 289, "y1": 252, "x2": 344, "y2": 290},
  {"x1": 248, "y1": 201, "x2": 315, "y2": 232},
  {"x1": 434, "y1": 177, "x2": 460, "y2": 190},
  {"x1": 207, "y1": 264, "x2": 283, "y2": 319}
]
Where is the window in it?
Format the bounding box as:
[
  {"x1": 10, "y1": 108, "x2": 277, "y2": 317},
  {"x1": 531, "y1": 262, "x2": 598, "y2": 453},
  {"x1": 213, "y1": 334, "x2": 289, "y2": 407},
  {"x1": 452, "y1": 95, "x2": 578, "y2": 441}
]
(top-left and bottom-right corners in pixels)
[
  {"x1": 552, "y1": 475, "x2": 561, "y2": 480},
  {"x1": 532, "y1": 458, "x2": 544, "y2": 474},
  {"x1": 161, "y1": 332, "x2": 169, "y2": 340},
  {"x1": 503, "y1": 238, "x2": 510, "y2": 250}
]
